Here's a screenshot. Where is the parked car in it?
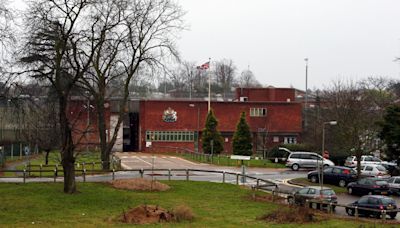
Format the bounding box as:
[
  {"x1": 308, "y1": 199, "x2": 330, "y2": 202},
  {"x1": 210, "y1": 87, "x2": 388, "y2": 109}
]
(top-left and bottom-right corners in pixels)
[
  {"x1": 386, "y1": 176, "x2": 400, "y2": 195},
  {"x1": 347, "y1": 178, "x2": 390, "y2": 195},
  {"x1": 381, "y1": 163, "x2": 400, "y2": 176},
  {"x1": 285, "y1": 152, "x2": 335, "y2": 171},
  {"x1": 354, "y1": 164, "x2": 389, "y2": 177},
  {"x1": 345, "y1": 155, "x2": 382, "y2": 168},
  {"x1": 307, "y1": 166, "x2": 357, "y2": 187},
  {"x1": 345, "y1": 195, "x2": 397, "y2": 219},
  {"x1": 287, "y1": 186, "x2": 337, "y2": 209}
]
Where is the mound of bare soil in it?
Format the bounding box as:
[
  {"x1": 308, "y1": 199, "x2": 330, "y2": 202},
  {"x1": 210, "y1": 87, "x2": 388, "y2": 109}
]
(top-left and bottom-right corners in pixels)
[
  {"x1": 258, "y1": 206, "x2": 318, "y2": 224},
  {"x1": 121, "y1": 205, "x2": 174, "y2": 224},
  {"x1": 111, "y1": 178, "x2": 170, "y2": 191}
]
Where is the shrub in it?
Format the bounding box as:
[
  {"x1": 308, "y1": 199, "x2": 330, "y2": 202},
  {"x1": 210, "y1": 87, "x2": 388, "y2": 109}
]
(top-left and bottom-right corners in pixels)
[{"x1": 172, "y1": 204, "x2": 195, "y2": 222}]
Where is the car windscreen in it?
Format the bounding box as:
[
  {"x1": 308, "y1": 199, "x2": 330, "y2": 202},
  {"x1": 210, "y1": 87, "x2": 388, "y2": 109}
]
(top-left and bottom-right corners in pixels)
[
  {"x1": 376, "y1": 166, "x2": 386, "y2": 171},
  {"x1": 321, "y1": 189, "x2": 335, "y2": 196},
  {"x1": 381, "y1": 198, "x2": 396, "y2": 205},
  {"x1": 375, "y1": 180, "x2": 388, "y2": 185}
]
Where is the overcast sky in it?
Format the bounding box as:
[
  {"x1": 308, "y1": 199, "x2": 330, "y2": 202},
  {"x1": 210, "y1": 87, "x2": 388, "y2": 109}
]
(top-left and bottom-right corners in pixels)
[
  {"x1": 9, "y1": 0, "x2": 400, "y2": 89},
  {"x1": 177, "y1": 0, "x2": 400, "y2": 89}
]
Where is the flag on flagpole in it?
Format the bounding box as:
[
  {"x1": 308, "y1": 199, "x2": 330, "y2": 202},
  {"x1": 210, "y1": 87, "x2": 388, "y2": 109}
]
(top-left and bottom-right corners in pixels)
[{"x1": 197, "y1": 61, "x2": 210, "y2": 70}]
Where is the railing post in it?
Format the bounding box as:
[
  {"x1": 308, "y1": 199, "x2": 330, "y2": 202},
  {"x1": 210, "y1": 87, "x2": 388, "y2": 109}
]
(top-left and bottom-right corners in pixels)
[
  {"x1": 222, "y1": 171, "x2": 225, "y2": 183},
  {"x1": 272, "y1": 190, "x2": 275, "y2": 202},
  {"x1": 256, "y1": 179, "x2": 260, "y2": 188},
  {"x1": 23, "y1": 169, "x2": 26, "y2": 183},
  {"x1": 355, "y1": 206, "x2": 359, "y2": 218},
  {"x1": 186, "y1": 169, "x2": 189, "y2": 181},
  {"x1": 140, "y1": 168, "x2": 144, "y2": 178},
  {"x1": 112, "y1": 169, "x2": 115, "y2": 181},
  {"x1": 82, "y1": 162, "x2": 85, "y2": 171},
  {"x1": 83, "y1": 169, "x2": 86, "y2": 182},
  {"x1": 236, "y1": 173, "x2": 239, "y2": 185},
  {"x1": 53, "y1": 169, "x2": 57, "y2": 183},
  {"x1": 382, "y1": 210, "x2": 386, "y2": 221},
  {"x1": 328, "y1": 203, "x2": 333, "y2": 214},
  {"x1": 39, "y1": 164, "x2": 42, "y2": 178},
  {"x1": 168, "y1": 169, "x2": 171, "y2": 181}
]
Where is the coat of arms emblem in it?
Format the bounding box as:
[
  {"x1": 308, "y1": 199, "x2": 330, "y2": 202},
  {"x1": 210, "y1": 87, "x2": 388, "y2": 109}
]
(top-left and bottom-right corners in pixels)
[{"x1": 162, "y1": 107, "x2": 177, "y2": 122}]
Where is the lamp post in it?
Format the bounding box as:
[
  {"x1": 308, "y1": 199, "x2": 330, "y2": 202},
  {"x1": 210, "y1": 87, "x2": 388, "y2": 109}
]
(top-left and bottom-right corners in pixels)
[
  {"x1": 304, "y1": 58, "x2": 309, "y2": 128},
  {"x1": 189, "y1": 103, "x2": 200, "y2": 153},
  {"x1": 320, "y1": 120, "x2": 337, "y2": 191}
]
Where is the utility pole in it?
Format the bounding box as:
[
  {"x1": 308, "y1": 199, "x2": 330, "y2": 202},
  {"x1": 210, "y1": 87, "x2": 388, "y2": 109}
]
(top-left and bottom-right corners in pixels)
[{"x1": 304, "y1": 58, "x2": 309, "y2": 128}]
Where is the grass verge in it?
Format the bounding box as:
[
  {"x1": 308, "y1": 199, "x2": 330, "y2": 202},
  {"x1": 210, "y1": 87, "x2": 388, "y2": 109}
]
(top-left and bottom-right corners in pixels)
[{"x1": 0, "y1": 181, "x2": 393, "y2": 227}]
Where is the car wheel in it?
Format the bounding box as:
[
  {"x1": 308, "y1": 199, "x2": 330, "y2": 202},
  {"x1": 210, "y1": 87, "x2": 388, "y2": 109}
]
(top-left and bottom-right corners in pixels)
[
  {"x1": 346, "y1": 208, "x2": 354, "y2": 216},
  {"x1": 287, "y1": 197, "x2": 295, "y2": 205},
  {"x1": 338, "y1": 180, "x2": 346, "y2": 187},
  {"x1": 323, "y1": 164, "x2": 329, "y2": 168},
  {"x1": 389, "y1": 213, "x2": 397, "y2": 219},
  {"x1": 311, "y1": 202, "x2": 318, "y2": 210},
  {"x1": 310, "y1": 175, "x2": 318, "y2": 183},
  {"x1": 291, "y1": 163, "x2": 300, "y2": 171},
  {"x1": 348, "y1": 187, "x2": 353, "y2": 195}
]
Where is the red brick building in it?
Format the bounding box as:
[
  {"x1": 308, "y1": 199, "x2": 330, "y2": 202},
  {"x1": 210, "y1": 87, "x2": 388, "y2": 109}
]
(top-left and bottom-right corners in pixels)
[{"x1": 71, "y1": 87, "x2": 302, "y2": 155}]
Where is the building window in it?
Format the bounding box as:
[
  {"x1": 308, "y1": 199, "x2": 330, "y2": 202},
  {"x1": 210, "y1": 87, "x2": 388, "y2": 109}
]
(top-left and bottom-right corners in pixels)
[
  {"x1": 273, "y1": 136, "x2": 279, "y2": 143},
  {"x1": 250, "y1": 108, "x2": 267, "y2": 117},
  {"x1": 284, "y1": 137, "x2": 297, "y2": 144},
  {"x1": 146, "y1": 131, "x2": 195, "y2": 142}
]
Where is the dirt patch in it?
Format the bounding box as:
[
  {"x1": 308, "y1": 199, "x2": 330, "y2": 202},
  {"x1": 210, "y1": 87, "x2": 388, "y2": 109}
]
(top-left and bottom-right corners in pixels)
[
  {"x1": 258, "y1": 206, "x2": 320, "y2": 224},
  {"x1": 121, "y1": 205, "x2": 174, "y2": 224},
  {"x1": 120, "y1": 204, "x2": 195, "y2": 225},
  {"x1": 111, "y1": 178, "x2": 170, "y2": 191}
]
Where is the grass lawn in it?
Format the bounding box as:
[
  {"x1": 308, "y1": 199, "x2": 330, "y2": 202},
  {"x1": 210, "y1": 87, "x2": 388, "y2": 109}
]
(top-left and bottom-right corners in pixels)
[
  {"x1": 290, "y1": 177, "x2": 347, "y2": 194},
  {"x1": 0, "y1": 181, "x2": 392, "y2": 227},
  {"x1": 178, "y1": 153, "x2": 286, "y2": 168},
  {"x1": 2, "y1": 151, "x2": 104, "y2": 177}
]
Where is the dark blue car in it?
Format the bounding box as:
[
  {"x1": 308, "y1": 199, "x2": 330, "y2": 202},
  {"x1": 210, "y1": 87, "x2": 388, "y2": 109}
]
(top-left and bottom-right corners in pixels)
[
  {"x1": 346, "y1": 195, "x2": 397, "y2": 219},
  {"x1": 307, "y1": 166, "x2": 358, "y2": 187}
]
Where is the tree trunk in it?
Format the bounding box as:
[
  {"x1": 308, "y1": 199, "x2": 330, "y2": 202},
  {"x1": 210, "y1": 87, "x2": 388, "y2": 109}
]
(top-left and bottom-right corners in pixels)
[
  {"x1": 356, "y1": 148, "x2": 362, "y2": 179},
  {"x1": 45, "y1": 149, "x2": 50, "y2": 165},
  {"x1": 97, "y1": 97, "x2": 110, "y2": 170},
  {"x1": 59, "y1": 96, "x2": 76, "y2": 193}
]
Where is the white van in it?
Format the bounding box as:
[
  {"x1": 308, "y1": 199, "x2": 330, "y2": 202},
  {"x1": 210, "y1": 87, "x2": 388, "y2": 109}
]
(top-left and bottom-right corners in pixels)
[{"x1": 285, "y1": 151, "x2": 335, "y2": 171}]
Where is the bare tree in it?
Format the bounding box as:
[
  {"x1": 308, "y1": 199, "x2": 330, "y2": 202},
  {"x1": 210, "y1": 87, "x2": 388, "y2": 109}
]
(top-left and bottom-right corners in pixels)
[
  {"x1": 20, "y1": 0, "x2": 97, "y2": 193},
  {"x1": 320, "y1": 79, "x2": 384, "y2": 177},
  {"x1": 77, "y1": 0, "x2": 185, "y2": 170},
  {"x1": 214, "y1": 59, "x2": 236, "y2": 99},
  {"x1": 0, "y1": 0, "x2": 14, "y2": 48},
  {"x1": 237, "y1": 69, "x2": 261, "y2": 87}
]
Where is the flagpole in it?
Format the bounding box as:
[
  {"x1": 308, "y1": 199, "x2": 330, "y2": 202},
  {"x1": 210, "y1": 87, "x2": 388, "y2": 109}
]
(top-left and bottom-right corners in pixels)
[{"x1": 208, "y1": 58, "x2": 211, "y2": 112}]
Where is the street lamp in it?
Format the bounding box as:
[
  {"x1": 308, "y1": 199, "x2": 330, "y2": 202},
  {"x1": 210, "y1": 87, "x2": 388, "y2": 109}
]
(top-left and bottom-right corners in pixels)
[
  {"x1": 304, "y1": 58, "x2": 309, "y2": 128},
  {"x1": 320, "y1": 120, "x2": 337, "y2": 191},
  {"x1": 189, "y1": 103, "x2": 200, "y2": 153}
]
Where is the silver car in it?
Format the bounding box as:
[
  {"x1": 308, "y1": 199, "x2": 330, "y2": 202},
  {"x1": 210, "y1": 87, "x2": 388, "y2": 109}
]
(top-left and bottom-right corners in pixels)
[
  {"x1": 285, "y1": 151, "x2": 335, "y2": 171},
  {"x1": 387, "y1": 176, "x2": 400, "y2": 195}
]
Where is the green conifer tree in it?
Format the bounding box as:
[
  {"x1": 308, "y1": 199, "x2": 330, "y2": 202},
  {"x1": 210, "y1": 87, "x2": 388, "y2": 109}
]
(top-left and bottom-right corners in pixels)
[
  {"x1": 232, "y1": 112, "x2": 253, "y2": 156},
  {"x1": 202, "y1": 109, "x2": 224, "y2": 154}
]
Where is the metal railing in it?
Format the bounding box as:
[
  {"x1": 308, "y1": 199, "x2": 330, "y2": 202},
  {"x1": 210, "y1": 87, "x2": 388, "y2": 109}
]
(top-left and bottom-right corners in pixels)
[{"x1": 0, "y1": 167, "x2": 278, "y2": 189}]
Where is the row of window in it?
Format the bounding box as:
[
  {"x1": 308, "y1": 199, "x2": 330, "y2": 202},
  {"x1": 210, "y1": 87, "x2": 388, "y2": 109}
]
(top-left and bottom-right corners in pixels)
[
  {"x1": 146, "y1": 131, "x2": 195, "y2": 142},
  {"x1": 250, "y1": 108, "x2": 267, "y2": 117}
]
